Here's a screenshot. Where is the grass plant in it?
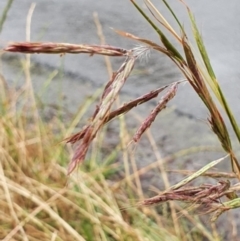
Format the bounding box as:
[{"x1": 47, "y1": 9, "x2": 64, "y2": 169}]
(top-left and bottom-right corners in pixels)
[
  {"x1": 0, "y1": 53, "x2": 217, "y2": 241},
  {"x1": 1, "y1": 0, "x2": 240, "y2": 240}
]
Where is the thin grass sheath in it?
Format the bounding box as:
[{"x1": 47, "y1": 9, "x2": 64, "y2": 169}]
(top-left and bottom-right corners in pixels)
[
  {"x1": 133, "y1": 82, "x2": 178, "y2": 143},
  {"x1": 4, "y1": 42, "x2": 129, "y2": 56}
]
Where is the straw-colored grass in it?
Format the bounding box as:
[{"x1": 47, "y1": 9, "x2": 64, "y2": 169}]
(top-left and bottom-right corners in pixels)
[
  {"x1": 0, "y1": 65, "x2": 219, "y2": 241},
  {"x1": 0, "y1": 76, "x2": 174, "y2": 241}
]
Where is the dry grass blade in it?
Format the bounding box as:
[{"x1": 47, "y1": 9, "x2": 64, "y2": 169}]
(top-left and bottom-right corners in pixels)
[
  {"x1": 4, "y1": 42, "x2": 129, "y2": 56},
  {"x1": 0, "y1": 176, "x2": 86, "y2": 241},
  {"x1": 133, "y1": 82, "x2": 179, "y2": 142},
  {"x1": 144, "y1": 0, "x2": 181, "y2": 42}
]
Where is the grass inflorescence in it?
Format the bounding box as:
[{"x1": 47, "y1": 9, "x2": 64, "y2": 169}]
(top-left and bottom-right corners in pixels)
[{"x1": 2, "y1": 0, "x2": 240, "y2": 240}]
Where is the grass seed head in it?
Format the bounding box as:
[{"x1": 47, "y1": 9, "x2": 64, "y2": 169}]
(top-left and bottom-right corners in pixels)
[{"x1": 133, "y1": 82, "x2": 178, "y2": 143}]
